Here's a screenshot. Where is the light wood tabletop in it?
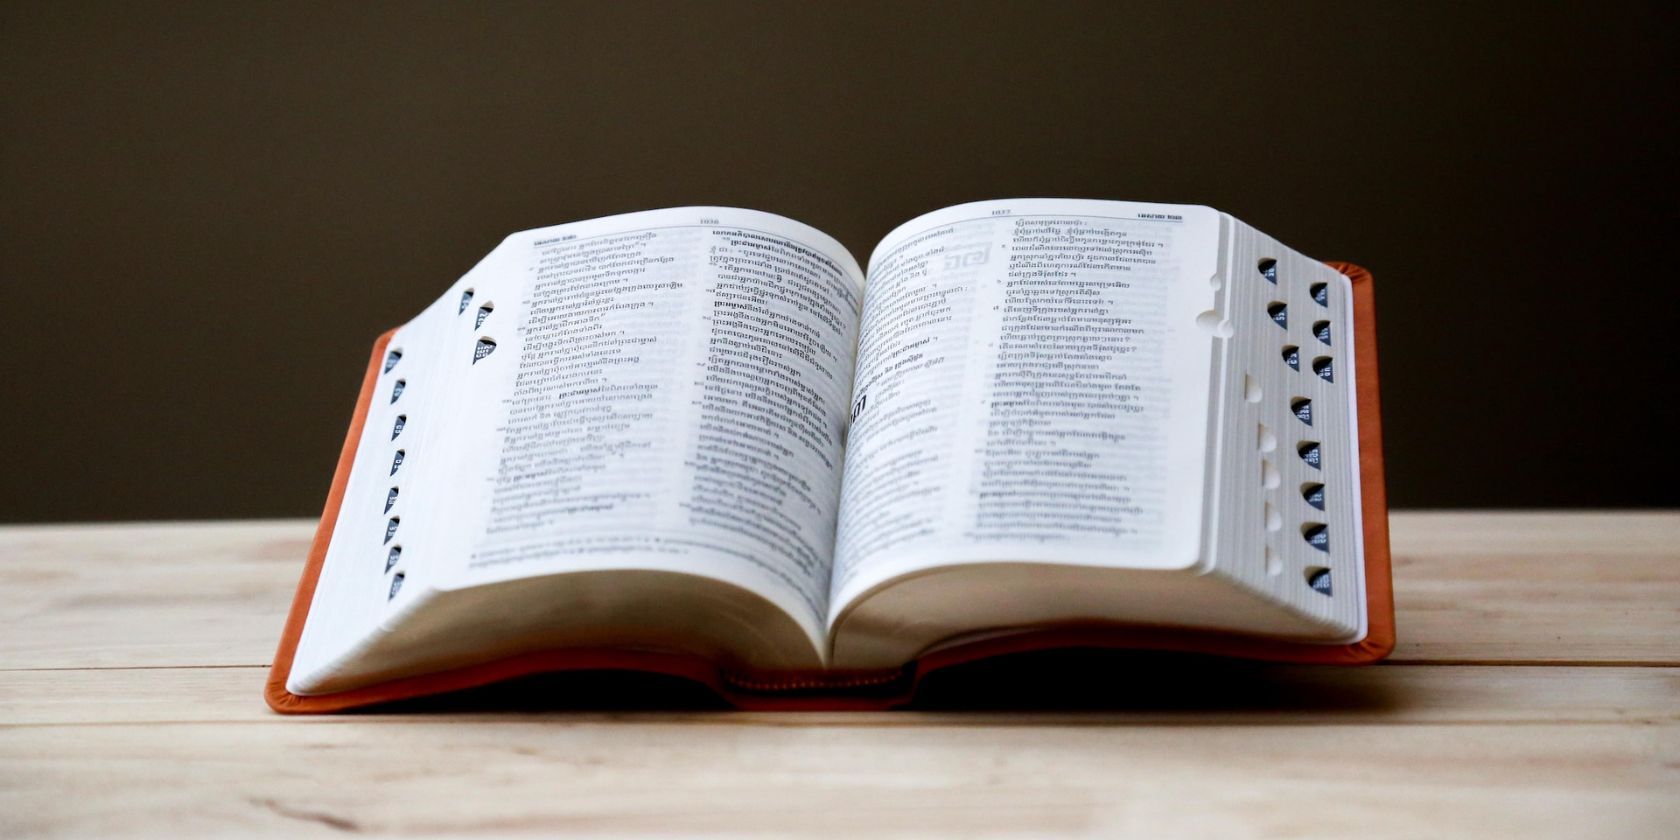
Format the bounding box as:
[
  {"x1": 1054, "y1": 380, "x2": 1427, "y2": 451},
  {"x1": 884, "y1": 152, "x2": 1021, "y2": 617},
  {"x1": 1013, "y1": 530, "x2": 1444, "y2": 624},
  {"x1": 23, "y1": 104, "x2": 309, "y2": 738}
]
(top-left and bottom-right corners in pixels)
[{"x1": 2, "y1": 512, "x2": 1676, "y2": 837}]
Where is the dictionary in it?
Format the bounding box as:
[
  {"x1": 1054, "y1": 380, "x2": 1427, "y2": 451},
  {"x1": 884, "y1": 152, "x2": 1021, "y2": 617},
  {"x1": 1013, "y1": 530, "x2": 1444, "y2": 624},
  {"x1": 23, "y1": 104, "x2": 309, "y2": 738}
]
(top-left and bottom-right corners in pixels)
[{"x1": 266, "y1": 199, "x2": 1392, "y2": 712}]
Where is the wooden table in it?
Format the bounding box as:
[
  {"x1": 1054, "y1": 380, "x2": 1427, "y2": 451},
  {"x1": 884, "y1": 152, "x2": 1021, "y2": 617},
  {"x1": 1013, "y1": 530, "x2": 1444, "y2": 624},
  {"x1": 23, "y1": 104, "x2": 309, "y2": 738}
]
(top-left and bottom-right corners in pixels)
[{"x1": 2, "y1": 512, "x2": 1676, "y2": 837}]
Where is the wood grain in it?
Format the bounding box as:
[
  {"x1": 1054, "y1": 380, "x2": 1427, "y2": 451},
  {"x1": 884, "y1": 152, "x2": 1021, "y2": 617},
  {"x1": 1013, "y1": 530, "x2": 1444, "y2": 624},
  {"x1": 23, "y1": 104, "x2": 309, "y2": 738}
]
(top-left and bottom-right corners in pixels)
[
  {"x1": 0, "y1": 520, "x2": 307, "y2": 669},
  {"x1": 3, "y1": 720, "x2": 1675, "y2": 837},
  {"x1": 2, "y1": 512, "x2": 1678, "y2": 837},
  {"x1": 1387, "y1": 511, "x2": 1680, "y2": 663}
]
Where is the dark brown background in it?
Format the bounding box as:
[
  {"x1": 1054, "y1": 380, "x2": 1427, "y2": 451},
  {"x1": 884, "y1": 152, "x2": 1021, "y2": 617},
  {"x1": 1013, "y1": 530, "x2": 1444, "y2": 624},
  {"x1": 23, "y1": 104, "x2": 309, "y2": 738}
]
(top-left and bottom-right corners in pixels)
[{"x1": 3, "y1": 2, "x2": 1676, "y2": 522}]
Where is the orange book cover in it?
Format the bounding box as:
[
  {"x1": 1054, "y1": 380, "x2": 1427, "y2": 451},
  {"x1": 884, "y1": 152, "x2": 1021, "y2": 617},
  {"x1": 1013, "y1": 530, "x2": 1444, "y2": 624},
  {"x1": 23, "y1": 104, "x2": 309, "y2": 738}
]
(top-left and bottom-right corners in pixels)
[{"x1": 266, "y1": 262, "x2": 1391, "y2": 713}]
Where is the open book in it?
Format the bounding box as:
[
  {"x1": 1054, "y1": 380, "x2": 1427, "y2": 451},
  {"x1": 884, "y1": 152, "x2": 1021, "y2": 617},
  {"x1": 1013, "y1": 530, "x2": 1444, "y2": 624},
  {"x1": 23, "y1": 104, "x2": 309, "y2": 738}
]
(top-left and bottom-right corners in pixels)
[{"x1": 267, "y1": 199, "x2": 1392, "y2": 712}]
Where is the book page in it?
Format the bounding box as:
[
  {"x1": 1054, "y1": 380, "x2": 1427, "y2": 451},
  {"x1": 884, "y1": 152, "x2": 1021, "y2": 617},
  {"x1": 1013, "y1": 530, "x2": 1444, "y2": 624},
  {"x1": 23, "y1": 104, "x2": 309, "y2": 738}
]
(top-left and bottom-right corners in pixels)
[
  {"x1": 289, "y1": 281, "x2": 473, "y2": 686},
  {"x1": 829, "y1": 199, "x2": 1221, "y2": 625},
  {"x1": 419, "y1": 208, "x2": 864, "y2": 651}
]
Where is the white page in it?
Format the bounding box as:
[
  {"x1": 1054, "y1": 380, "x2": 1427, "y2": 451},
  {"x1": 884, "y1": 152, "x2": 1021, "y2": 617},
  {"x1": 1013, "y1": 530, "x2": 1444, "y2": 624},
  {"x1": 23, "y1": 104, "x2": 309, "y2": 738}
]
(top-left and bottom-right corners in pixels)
[
  {"x1": 829, "y1": 199, "x2": 1221, "y2": 624},
  {"x1": 418, "y1": 208, "x2": 864, "y2": 652},
  {"x1": 289, "y1": 277, "x2": 476, "y2": 688},
  {"x1": 1199, "y1": 219, "x2": 1367, "y2": 639}
]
